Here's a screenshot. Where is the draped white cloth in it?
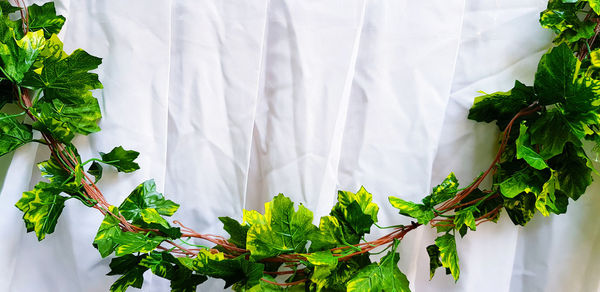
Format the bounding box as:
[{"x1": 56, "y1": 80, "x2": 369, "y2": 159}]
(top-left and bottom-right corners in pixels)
[{"x1": 1, "y1": 0, "x2": 599, "y2": 291}]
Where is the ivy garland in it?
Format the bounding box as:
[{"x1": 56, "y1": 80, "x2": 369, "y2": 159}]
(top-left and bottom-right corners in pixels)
[{"x1": 1, "y1": 0, "x2": 599, "y2": 291}]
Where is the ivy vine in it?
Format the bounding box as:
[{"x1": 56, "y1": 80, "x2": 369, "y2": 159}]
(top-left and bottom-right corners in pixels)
[{"x1": 1, "y1": 0, "x2": 599, "y2": 291}]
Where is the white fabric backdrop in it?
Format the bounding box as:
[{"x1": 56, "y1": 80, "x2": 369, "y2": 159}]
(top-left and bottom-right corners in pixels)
[{"x1": 0, "y1": 0, "x2": 599, "y2": 291}]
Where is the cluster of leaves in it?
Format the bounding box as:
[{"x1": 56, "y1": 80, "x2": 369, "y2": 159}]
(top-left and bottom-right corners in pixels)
[
  {"x1": 468, "y1": 41, "x2": 598, "y2": 224},
  {"x1": 2, "y1": 0, "x2": 600, "y2": 291},
  {"x1": 540, "y1": 0, "x2": 599, "y2": 47},
  {"x1": 102, "y1": 187, "x2": 411, "y2": 292}
]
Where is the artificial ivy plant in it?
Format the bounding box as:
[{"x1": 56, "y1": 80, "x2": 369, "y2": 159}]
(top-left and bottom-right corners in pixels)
[{"x1": 0, "y1": 0, "x2": 598, "y2": 291}]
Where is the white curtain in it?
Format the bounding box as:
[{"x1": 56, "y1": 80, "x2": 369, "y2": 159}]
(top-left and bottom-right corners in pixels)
[{"x1": 1, "y1": 0, "x2": 599, "y2": 291}]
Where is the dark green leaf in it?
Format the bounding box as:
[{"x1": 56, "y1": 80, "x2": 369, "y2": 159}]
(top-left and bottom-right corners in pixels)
[
  {"x1": 88, "y1": 161, "x2": 102, "y2": 183},
  {"x1": 169, "y1": 267, "x2": 207, "y2": 292},
  {"x1": 548, "y1": 143, "x2": 593, "y2": 200},
  {"x1": 107, "y1": 254, "x2": 148, "y2": 292},
  {"x1": 0, "y1": 112, "x2": 33, "y2": 157},
  {"x1": 25, "y1": 2, "x2": 65, "y2": 38},
  {"x1": 457, "y1": 189, "x2": 503, "y2": 223},
  {"x1": 186, "y1": 250, "x2": 264, "y2": 289},
  {"x1": 139, "y1": 251, "x2": 178, "y2": 279},
  {"x1": 0, "y1": 2, "x2": 20, "y2": 16},
  {"x1": 426, "y1": 244, "x2": 443, "y2": 280},
  {"x1": 504, "y1": 192, "x2": 536, "y2": 226},
  {"x1": 468, "y1": 80, "x2": 534, "y2": 129},
  {"x1": 498, "y1": 166, "x2": 549, "y2": 198},
  {"x1": 119, "y1": 179, "x2": 179, "y2": 221},
  {"x1": 328, "y1": 187, "x2": 379, "y2": 244},
  {"x1": 219, "y1": 216, "x2": 249, "y2": 249},
  {"x1": 516, "y1": 122, "x2": 548, "y2": 170},
  {"x1": 0, "y1": 79, "x2": 14, "y2": 109},
  {"x1": 561, "y1": 77, "x2": 600, "y2": 137},
  {"x1": 530, "y1": 111, "x2": 581, "y2": 159},
  {"x1": 534, "y1": 43, "x2": 577, "y2": 105},
  {"x1": 100, "y1": 146, "x2": 140, "y2": 173}
]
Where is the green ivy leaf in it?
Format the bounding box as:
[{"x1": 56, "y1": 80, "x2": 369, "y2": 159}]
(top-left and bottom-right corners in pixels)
[
  {"x1": 100, "y1": 146, "x2": 140, "y2": 173},
  {"x1": 88, "y1": 161, "x2": 103, "y2": 183},
  {"x1": 346, "y1": 244, "x2": 410, "y2": 292},
  {"x1": 187, "y1": 250, "x2": 264, "y2": 289},
  {"x1": 139, "y1": 251, "x2": 178, "y2": 279},
  {"x1": 38, "y1": 155, "x2": 82, "y2": 193},
  {"x1": 0, "y1": 112, "x2": 33, "y2": 157},
  {"x1": 335, "y1": 187, "x2": 379, "y2": 223},
  {"x1": 93, "y1": 206, "x2": 122, "y2": 258},
  {"x1": 32, "y1": 114, "x2": 74, "y2": 143},
  {"x1": 426, "y1": 244, "x2": 443, "y2": 279},
  {"x1": 308, "y1": 215, "x2": 347, "y2": 251},
  {"x1": 21, "y1": 48, "x2": 102, "y2": 105},
  {"x1": 107, "y1": 254, "x2": 148, "y2": 292},
  {"x1": 24, "y1": 2, "x2": 65, "y2": 38},
  {"x1": 422, "y1": 173, "x2": 459, "y2": 208},
  {"x1": 457, "y1": 188, "x2": 503, "y2": 223},
  {"x1": 328, "y1": 187, "x2": 379, "y2": 244},
  {"x1": 15, "y1": 181, "x2": 67, "y2": 240},
  {"x1": 138, "y1": 251, "x2": 207, "y2": 291},
  {"x1": 434, "y1": 234, "x2": 460, "y2": 281},
  {"x1": 139, "y1": 208, "x2": 181, "y2": 239},
  {"x1": 245, "y1": 194, "x2": 318, "y2": 259},
  {"x1": 113, "y1": 231, "x2": 164, "y2": 256},
  {"x1": 388, "y1": 196, "x2": 435, "y2": 224},
  {"x1": 119, "y1": 179, "x2": 179, "y2": 221},
  {"x1": 0, "y1": 2, "x2": 20, "y2": 16},
  {"x1": 304, "y1": 251, "x2": 338, "y2": 290},
  {"x1": 219, "y1": 216, "x2": 249, "y2": 249},
  {"x1": 169, "y1": 266, "x2": 208, "y2": 292},
  {"x1": 453, "y1": 208, "x2": 476, "y2": 232},
  {"x1": 247, "y1": 276, "x2": 307, "y2": 292},
  {"x1": 534, "y1": 43, "x2": 578, "y2": 105},
  {"x1": 560, "y1": 77, "x2": 600, "y2": 137},
  {"x1": 468, "y1": 80, "x2": 533, "y2": 129},
  {"x1": 498, "y1": 166, "x2": 549, "y2": 198},
  {"x1": 516, "y1": 122, "x2": 548, "y2": 170},
  {"x1": 0, "y1": 29, "x2": 45, "y2": 82},
  {"x1": 504, "y1": 192, "x2": 536, "y2": 226},
  {"x1": 548, "y1": 143, "x2": 593, "y2": 200},
  {"x1": 536, "y1": 170, "x2": 559, "y2": 216},
  {"x1": 530, "y1": 111, "x2": 581, "y2": 159},
  {"x1": 32, "y1": 98, "x2": 102, "y2": 137}
]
